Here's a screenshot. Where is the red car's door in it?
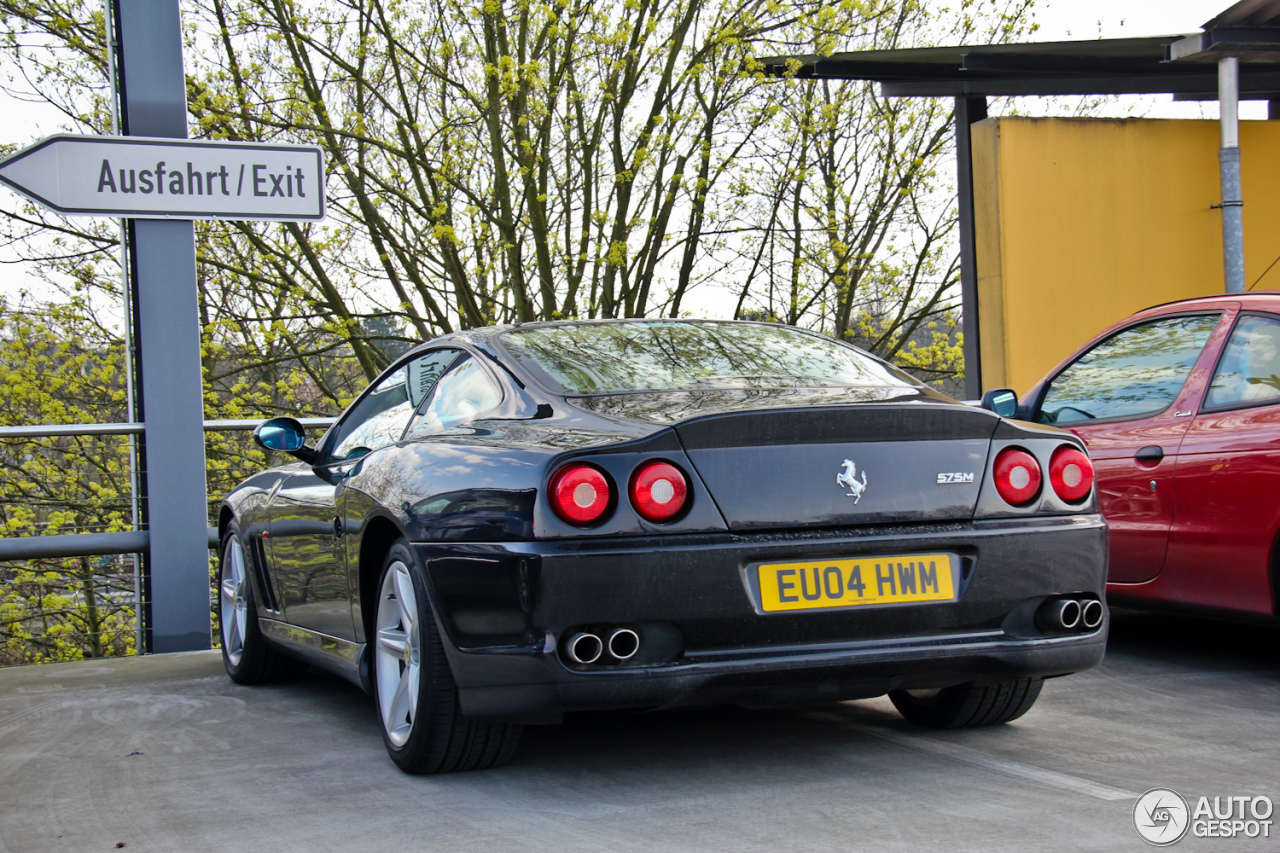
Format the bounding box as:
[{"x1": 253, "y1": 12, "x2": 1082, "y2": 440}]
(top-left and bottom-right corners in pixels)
[
  {"x1": 1026, "y1": 310, "x2": 1231, "y2": 584},
  {"x1": 1165, "y1": 311, "x2": 1280, "y2": 615},
  {"x1": 1061, "y1": 417, "x2": 1191, "y2": 583}
]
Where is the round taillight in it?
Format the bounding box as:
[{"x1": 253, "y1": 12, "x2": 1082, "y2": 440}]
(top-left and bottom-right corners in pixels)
[
  {"x1": 1049, "y1": 446, "x2": 1094, "y2": 503},
  {"x1": 629, "y1": 461, "x2": 689, "y2": 523},
  {"x1": 993, "y1": 448, "x2": 1042, "y2": 506},
  {"x1": 548, "y1": 463, "x2": 612, "y2": 525}
]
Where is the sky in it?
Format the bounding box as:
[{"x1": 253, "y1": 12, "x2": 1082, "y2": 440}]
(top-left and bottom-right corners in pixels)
[{"x1": 1035, "y1": 0, "x2": 1220, "y2": 38}]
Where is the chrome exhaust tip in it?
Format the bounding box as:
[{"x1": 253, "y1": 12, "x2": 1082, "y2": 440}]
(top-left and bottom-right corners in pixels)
[
  {"x1": 1057, "y1": 598, "x2": 1082, "y2": 629},
  {"x1": 566, "y1": 632, "x2": 603, "y2": 664},
  {"x1": 1080, "y1": 599, "x2": 1104, "y2": 629},
  {"x1": 1038, "y1": 597, "x2": 1082, "y2": 632},
  {"x1": 607, "y1": 628, "x2": 640, "y2": 661}
]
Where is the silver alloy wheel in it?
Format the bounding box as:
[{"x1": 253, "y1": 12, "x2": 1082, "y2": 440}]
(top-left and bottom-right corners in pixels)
[
  {"x1": 219, "y1": 538, "x2": 248, "y2": 667},
  {"x1": 375, "y1": 560, "x2": 420, "y2": 748}
]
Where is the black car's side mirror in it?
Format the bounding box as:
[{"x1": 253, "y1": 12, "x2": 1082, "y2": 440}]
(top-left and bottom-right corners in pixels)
[
  {"x1": 981, "y1": 388, "x2": 1019, "y2": 419},
  {"x1": 253, "y1": 417, "x2": 318, "y2": 464}
]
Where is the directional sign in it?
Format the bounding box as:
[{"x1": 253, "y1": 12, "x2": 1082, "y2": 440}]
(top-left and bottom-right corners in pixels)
[{"x1": 0, "y1": 134, "x2": 325, "y2": 221}]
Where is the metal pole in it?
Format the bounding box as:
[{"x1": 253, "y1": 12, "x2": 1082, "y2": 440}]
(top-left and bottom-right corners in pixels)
[
  {"x1": 1218, "y1": 56, "x2": 1246, "y2": 294},
  {"x1": 112, "y1": 0, "x2": 211, "y2": 653},
  {"x1": 103, "y1": 0, "x2": 144, "y2": 657},
  {"x1": 955, "y1": 95, "x2": 988, "y2": 398}
]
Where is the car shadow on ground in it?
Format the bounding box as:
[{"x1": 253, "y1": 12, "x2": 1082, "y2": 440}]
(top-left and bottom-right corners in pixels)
[
  {"x1": 259, "y1": 607, "x2": 1280, "y2": 780},
  {"x1": 1105, "y1": 607, "x2": 1280, "y2": 674}
]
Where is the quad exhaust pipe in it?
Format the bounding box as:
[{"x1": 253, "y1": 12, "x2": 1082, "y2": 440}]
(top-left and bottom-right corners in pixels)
[
  {"x1": 1046, "y1": 598, "x2": 1082, "y2": 630},
  {"x1": 564, "y1": 627, "x2": 641, "y2": 665},
  {"x1": 1080, "y1": 599, "x2": 1104, "y2": 629},
  {"x1": 607, "y1": 628, "x2": 640, "y2": 661},
  {"x1": 1037, "y1": 596, "x2": 1104, "y2": 633},
  {"x1": 566, "y1": 632, "x2": 603, "y2": 664}
]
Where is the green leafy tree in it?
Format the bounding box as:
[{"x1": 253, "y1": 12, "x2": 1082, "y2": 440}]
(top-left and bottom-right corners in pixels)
[
  {"x1": 1, "y1": 0, "x2": 1036, "y2": 384},
  {"x1": 0, "y1": 290, "x2": 337, "y2": 663},
  {"x1": 0, "y1": 296, "x2": 137, "y2": 662},
  {"x1": 0, "y1": 0, "x2": 1040, "y2": 661}
]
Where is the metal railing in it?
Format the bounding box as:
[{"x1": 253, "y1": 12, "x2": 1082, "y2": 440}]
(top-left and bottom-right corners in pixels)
[{"x1": 0, "y1": 417, "x2": 335, "y2": 560}]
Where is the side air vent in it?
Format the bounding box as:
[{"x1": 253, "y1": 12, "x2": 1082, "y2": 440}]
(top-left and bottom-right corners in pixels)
[{"x1": 249, "y1": 535, "x2": 281, "y2": 613}]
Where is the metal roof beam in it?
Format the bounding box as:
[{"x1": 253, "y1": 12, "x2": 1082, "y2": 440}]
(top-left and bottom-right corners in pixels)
[
  {"x1": 758, "y1": 60, "x2": 956, "y2": 80},
  {"x1": 957, "y1": 53, "x2": 1164, "y2": 75},
  {"x1": 880, "y1": 70, "x2": 1280, "y2": 98},
  {"x1": 1168, "y1": 27, "x2": 1280, "y2": 62},
  {"x1": 1173, "y1": 88, "x2": 1280, "y2": 99},
  {"x1": 1206, "y1": 0, "x2": 1280, "y2": 29}
]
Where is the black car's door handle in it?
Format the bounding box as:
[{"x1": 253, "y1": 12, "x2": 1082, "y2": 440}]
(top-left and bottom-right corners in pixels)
[
  {"x1": 333, "y1": 516, "x2": 343, "y2": 537},
  {"x1": 1135, "y1": 446, "x2": 1165, "y2": 463}
]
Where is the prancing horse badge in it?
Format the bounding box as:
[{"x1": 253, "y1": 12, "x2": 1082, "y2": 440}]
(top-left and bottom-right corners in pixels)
[{"x1": 836, "y1": 459, "x2": 868, "y2": 503}]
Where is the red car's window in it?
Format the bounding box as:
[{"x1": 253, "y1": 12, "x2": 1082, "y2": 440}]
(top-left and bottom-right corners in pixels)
[
  {"x1": 1205, "y1": 314, "x2": 1280, "y2": 410},
  {"x1": 1036, "y1": 314, "x2": 1218, "y2": 424}
]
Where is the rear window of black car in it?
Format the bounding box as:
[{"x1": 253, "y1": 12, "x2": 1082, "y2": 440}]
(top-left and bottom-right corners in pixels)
[{"x1": 497, "y1": 321, "x2": 918, "y2": 395}]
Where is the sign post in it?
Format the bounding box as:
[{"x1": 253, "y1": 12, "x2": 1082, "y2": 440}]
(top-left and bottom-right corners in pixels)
[
  {"x1": 0, "y1": 0, "x2": 324, "y2": 653},
  {"x1": 113, "y1": 0, "x2": 211, "y2": 653}
]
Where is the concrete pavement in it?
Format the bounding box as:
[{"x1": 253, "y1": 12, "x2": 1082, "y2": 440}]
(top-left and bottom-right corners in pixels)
[{"x1": 1, "y1": 610, "x2": 1277, "y2": 852}]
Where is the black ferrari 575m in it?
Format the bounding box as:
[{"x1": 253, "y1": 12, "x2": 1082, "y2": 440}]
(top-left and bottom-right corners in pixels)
[{"x1": 216, "y1": 319, "x2": 1107, "y2": 774}]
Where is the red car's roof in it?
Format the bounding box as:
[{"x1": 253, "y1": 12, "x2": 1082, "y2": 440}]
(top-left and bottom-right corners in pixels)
[{"x1": 1135, "y1": 290, "x2": 1280, "y2": 315}]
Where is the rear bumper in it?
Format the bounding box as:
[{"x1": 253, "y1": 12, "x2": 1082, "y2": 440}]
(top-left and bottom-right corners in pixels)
[
  {"x1": 414, "y1": 514, "x2": 1108, "y2": 722},
  {"x1": 455, "y1": 630, "x2": 1106, "y2": 723}
]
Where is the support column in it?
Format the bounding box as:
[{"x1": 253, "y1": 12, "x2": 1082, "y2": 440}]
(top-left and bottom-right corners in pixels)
[
  {"x1": 1218, "y1": 56, "x2": 1246, "y2": 294},
  {"x1": 113, "y1": 0, "x2": 211, "y2": 652},
  {"x1": 955, "y1": 95, "x2": 988, "y2": 399}
]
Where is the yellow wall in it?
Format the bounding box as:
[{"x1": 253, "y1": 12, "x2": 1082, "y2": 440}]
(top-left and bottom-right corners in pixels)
[{"x1": 972, "y1": 117, "x2": 1280, "y2": 394}]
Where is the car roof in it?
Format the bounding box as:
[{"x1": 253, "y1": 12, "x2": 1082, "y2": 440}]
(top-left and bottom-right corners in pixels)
[{"x1": 1135, "y1": 290, "x2": 1280, "y2": 314}]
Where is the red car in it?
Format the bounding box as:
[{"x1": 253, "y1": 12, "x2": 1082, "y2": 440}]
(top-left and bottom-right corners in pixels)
[{"x1": 1016, "y1": 293, "x2": 1280, "y2": 620}]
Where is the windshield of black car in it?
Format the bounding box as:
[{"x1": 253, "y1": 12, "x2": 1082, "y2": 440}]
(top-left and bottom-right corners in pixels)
[{"x1": 497, "y1": 321, "x2": 918, "y2": 395}]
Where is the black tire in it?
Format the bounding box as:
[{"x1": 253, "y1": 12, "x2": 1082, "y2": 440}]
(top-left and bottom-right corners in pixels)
[
  {"x1": 889, "y1": 677, "x2": 1044, "y2": 729},
  {"x1": 217, "y1": 522, "x2": 306, "y2": 684},
  {"x1": 372, "y1": 539, "x2": 522, "y2": 774}
]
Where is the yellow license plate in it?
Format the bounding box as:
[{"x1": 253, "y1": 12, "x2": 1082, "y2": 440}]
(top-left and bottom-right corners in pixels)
[{"x1": 755, "y1": 553, "x2": 957, "y2": 612}]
